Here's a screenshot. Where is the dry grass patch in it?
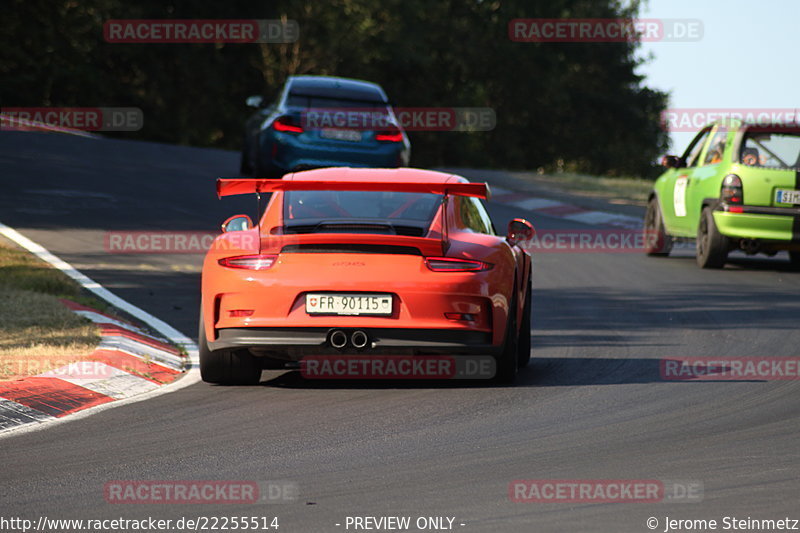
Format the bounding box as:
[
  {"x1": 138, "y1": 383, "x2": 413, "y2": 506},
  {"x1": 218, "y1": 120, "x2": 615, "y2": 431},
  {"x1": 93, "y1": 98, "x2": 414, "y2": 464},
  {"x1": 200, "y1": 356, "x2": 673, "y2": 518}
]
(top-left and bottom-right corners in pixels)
[{"x1": 0, "y1": 242, "x2": 102, "y2": 380}]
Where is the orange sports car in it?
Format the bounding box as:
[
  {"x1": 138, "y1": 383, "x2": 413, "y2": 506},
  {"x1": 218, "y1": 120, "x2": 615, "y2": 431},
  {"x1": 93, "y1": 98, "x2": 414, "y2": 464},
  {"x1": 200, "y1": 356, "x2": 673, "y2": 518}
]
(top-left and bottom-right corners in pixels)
[{"x1": 199, "y1": 167, "x2": 534, "y2": 384}]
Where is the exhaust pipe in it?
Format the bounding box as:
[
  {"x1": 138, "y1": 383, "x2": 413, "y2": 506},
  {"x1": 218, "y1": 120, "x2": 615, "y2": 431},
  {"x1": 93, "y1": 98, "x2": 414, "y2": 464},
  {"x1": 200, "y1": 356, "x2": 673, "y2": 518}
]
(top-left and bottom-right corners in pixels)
[
  {"x1": 329, "y1": 330, "x2": 348, "y2": 349},
  {"x1": 351, "y1": 330, "x2": 369, "y2": 349},
  {"x1": 740, "y1": 238, "x2": 761, "y2": 255}
]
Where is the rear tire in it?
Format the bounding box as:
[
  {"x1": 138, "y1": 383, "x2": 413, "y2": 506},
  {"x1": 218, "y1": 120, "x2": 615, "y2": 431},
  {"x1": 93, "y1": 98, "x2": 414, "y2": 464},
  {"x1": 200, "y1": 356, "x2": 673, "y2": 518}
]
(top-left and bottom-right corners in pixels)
[
  {"x1": 517, "y1": 279, "x2": 532, "y2": 369},
  {"x1": 199, "y1": 311, "x2": 261, "y2": 385},
  {"x1": 644, "y1": 197, "x2": 673, "y2": 256},
  {"x1": 696, "y1": 206, "x2": 729, "y2": 269},
  {"x1": 494, "y1": 294, "x2": 519, "y2": 385}
]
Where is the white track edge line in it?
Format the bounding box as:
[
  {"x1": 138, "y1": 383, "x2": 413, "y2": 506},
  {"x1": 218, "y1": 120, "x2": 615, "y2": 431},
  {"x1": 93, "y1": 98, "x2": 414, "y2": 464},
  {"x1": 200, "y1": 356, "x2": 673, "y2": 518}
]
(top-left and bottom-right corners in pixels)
[{"x1": 0, "y1": 223, "x2": 194, "y2": 348}]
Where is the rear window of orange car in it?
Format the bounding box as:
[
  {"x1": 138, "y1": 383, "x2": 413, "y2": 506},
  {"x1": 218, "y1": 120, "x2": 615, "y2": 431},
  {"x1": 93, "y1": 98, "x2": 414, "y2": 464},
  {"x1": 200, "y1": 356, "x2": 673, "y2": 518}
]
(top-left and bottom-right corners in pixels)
[{"x1": 282, "y1": 190, "x2": 441, "y2": 235}]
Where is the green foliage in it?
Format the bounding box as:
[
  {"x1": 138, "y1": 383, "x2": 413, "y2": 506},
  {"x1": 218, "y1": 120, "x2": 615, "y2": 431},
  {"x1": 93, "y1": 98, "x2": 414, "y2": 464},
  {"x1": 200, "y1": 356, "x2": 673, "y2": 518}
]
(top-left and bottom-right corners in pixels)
[{"x1": 0, "y1": 0, "x2": 668, "y2": 176}]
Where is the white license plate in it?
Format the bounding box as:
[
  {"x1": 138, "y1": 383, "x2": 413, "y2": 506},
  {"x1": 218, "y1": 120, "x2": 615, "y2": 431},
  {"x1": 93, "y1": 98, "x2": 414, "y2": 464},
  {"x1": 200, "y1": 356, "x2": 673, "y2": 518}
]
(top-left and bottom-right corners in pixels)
[
  {"x1": 320, "y1": 128, "x2": 362, "y2": 142},
  {"x1": 776, "y1": 189, "x2": 800, "y2": 205},
  {"x1": 306, "y1": 293, "x2": 392, "y2": 316}
]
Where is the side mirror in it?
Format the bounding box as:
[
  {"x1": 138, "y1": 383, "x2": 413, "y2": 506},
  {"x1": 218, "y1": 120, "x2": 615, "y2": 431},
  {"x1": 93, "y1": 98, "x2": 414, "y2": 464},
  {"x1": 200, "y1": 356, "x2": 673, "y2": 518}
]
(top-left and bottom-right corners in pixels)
[
  {"x1": 245, "y1": 95, "x2": 264, "y2": 108},
  {"x1": 221, "y1": 214, "x2": 253, "y2": 233},
  {"x1": 661, "y1": 155, "x2": 683, "y2": 168},
  {"x1": 506, "y1": 218, "x2": 535, "y2": 247}
]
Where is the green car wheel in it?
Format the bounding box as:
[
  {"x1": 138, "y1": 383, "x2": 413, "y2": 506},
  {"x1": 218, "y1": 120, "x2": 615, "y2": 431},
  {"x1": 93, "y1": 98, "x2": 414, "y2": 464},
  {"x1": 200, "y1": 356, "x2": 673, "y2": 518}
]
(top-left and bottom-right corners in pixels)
[
  {"x1": 644, "y1": 197, "x2": 673, "y2": 256},
  {"x1": 696, "y1": 207, "x2": 729, "y2": 269}
]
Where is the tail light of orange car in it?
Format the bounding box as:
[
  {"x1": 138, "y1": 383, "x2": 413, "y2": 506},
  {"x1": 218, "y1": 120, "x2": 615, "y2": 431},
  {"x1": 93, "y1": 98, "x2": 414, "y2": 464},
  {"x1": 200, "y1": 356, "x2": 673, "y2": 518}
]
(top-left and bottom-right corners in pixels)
[
  {"x1": 375, "y1": 126, "x2": 404, "y2": 142},
  {"x1": 425, "y1": 257, "x2": 493, "y2": 272},
  {"x1": 273, "y1": 115, "x2": 304, "y2": 134},
  {"x1": 218, "y1": 254, "x2": 278, "y2": 270},
  {"x1": 721, "y1": 174, "x2": 743, "y2": 206}
]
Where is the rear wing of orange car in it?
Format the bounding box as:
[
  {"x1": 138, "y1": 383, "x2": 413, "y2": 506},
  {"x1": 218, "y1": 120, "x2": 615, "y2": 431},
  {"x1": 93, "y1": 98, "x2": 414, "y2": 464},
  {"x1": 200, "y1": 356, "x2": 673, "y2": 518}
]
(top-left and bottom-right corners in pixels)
[
  {"x1": 216, "y1": 178, "x2": 491, "y2": 200},
  {"x1": 215, "y1": 177, "x2": 491, "y2": 255}
]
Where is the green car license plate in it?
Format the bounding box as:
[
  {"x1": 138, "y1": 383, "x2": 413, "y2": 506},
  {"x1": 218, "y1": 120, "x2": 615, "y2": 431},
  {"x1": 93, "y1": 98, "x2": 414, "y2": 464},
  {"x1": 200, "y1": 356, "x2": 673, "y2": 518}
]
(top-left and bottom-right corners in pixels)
[{"x1": 776, "y1": 189, "x2": 800, "y2": 205}]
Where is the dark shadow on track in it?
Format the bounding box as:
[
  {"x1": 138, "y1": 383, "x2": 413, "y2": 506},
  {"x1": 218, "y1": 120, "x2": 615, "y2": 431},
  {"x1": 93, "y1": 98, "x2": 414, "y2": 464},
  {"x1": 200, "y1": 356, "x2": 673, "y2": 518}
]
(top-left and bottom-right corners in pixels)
[
  {"x1": 532, "y1": 333, "x2": 668, "y2": 347},
  {"x1": 724, "y1": 255, "x2": 799, "y2": 272},
  {"x1": 250, "y1": 356, "x2": 743, "y2": 389},
  {"x1": 257, "y1": 369, "x2": 503, "y2": 390},
  {"x1": 532, "y1": 284, "x2": 800, "y2": 334},
  {"x1": 648, "y1": 250, "x2": 798, "y2": 273},
  {"x1": 523, "y1": 356, "x2": 763, "y2": 386}
]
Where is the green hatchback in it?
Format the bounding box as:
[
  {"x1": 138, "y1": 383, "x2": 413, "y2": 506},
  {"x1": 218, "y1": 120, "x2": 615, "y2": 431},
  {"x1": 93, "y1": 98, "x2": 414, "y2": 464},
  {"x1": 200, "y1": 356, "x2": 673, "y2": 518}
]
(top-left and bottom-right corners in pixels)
[{"x1": 645, "y1": 120, "x2": 800, "y2": 268}]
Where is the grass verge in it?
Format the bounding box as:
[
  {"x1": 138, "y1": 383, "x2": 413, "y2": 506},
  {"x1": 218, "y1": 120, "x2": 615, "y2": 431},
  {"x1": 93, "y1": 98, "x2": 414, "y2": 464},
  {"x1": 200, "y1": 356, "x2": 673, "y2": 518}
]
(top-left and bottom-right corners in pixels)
[
  {"x1": 0, "y1": 239, "x2": 109, "y2": 380},
  {"x1": 516, "y1": 171, "x2": 654, "y2": 205}
]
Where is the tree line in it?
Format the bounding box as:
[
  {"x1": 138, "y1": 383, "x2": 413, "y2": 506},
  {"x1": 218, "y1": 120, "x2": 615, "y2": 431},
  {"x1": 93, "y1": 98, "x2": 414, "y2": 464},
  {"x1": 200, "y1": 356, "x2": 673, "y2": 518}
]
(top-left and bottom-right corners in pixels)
[{"x1": 1, "y1": 0, "x2": 669, "y2": 177}]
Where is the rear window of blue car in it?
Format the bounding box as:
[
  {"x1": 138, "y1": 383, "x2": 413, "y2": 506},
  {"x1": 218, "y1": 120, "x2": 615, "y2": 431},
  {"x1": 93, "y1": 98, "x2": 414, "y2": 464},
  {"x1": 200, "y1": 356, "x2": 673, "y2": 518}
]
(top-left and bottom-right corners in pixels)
[
  {"x1": 282, "y1": 190, "x2": 441, "y2": 236},
  {"x1": 287, "y1": 95, "x2": 388, "y2": 109},
  {"x1": 741, "y1": 131, "x2": 800, "y2": 170}
]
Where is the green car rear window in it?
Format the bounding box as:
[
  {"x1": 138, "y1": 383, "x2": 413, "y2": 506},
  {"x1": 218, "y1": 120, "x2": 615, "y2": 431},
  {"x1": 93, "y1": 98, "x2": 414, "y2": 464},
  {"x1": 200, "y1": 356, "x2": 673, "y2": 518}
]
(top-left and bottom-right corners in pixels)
[{"x1": 740, "y1": 131, "x2": 800, "y2": 170}]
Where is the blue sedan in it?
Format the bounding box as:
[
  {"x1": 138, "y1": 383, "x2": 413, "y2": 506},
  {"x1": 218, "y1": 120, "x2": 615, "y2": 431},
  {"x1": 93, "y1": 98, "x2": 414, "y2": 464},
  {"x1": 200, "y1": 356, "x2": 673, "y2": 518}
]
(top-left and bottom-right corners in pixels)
[{"x1": 241, "y1": 76, "x2": 411, "y2": 177}]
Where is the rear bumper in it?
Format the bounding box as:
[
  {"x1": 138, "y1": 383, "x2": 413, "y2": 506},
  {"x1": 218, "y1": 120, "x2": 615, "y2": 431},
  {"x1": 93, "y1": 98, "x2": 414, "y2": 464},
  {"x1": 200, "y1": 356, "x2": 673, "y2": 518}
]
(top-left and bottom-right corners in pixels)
[
  {"x1": 262, "y1": 134, "x2": 410, "y2": 172},
  {"x1": 713, "y1": 203, "x2": 798, "y2": 242},
  {"x1": 209, "y1": 327, "x2": 497, "y2": 359}
]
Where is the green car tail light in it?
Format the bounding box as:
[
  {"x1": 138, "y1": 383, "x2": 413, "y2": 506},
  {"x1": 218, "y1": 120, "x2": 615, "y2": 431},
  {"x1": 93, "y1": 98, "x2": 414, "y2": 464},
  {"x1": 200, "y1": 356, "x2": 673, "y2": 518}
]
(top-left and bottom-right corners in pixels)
[{"x1": 721, "y1": 174, "x2": 743, "y2": 207}]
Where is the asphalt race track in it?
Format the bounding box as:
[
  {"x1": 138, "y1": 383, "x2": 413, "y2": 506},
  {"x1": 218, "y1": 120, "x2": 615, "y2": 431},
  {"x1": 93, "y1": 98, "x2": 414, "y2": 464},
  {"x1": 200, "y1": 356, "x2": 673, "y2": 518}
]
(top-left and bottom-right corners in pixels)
[{"x1": 1, "y1": 132, "x2": 799, "y2": 532}]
